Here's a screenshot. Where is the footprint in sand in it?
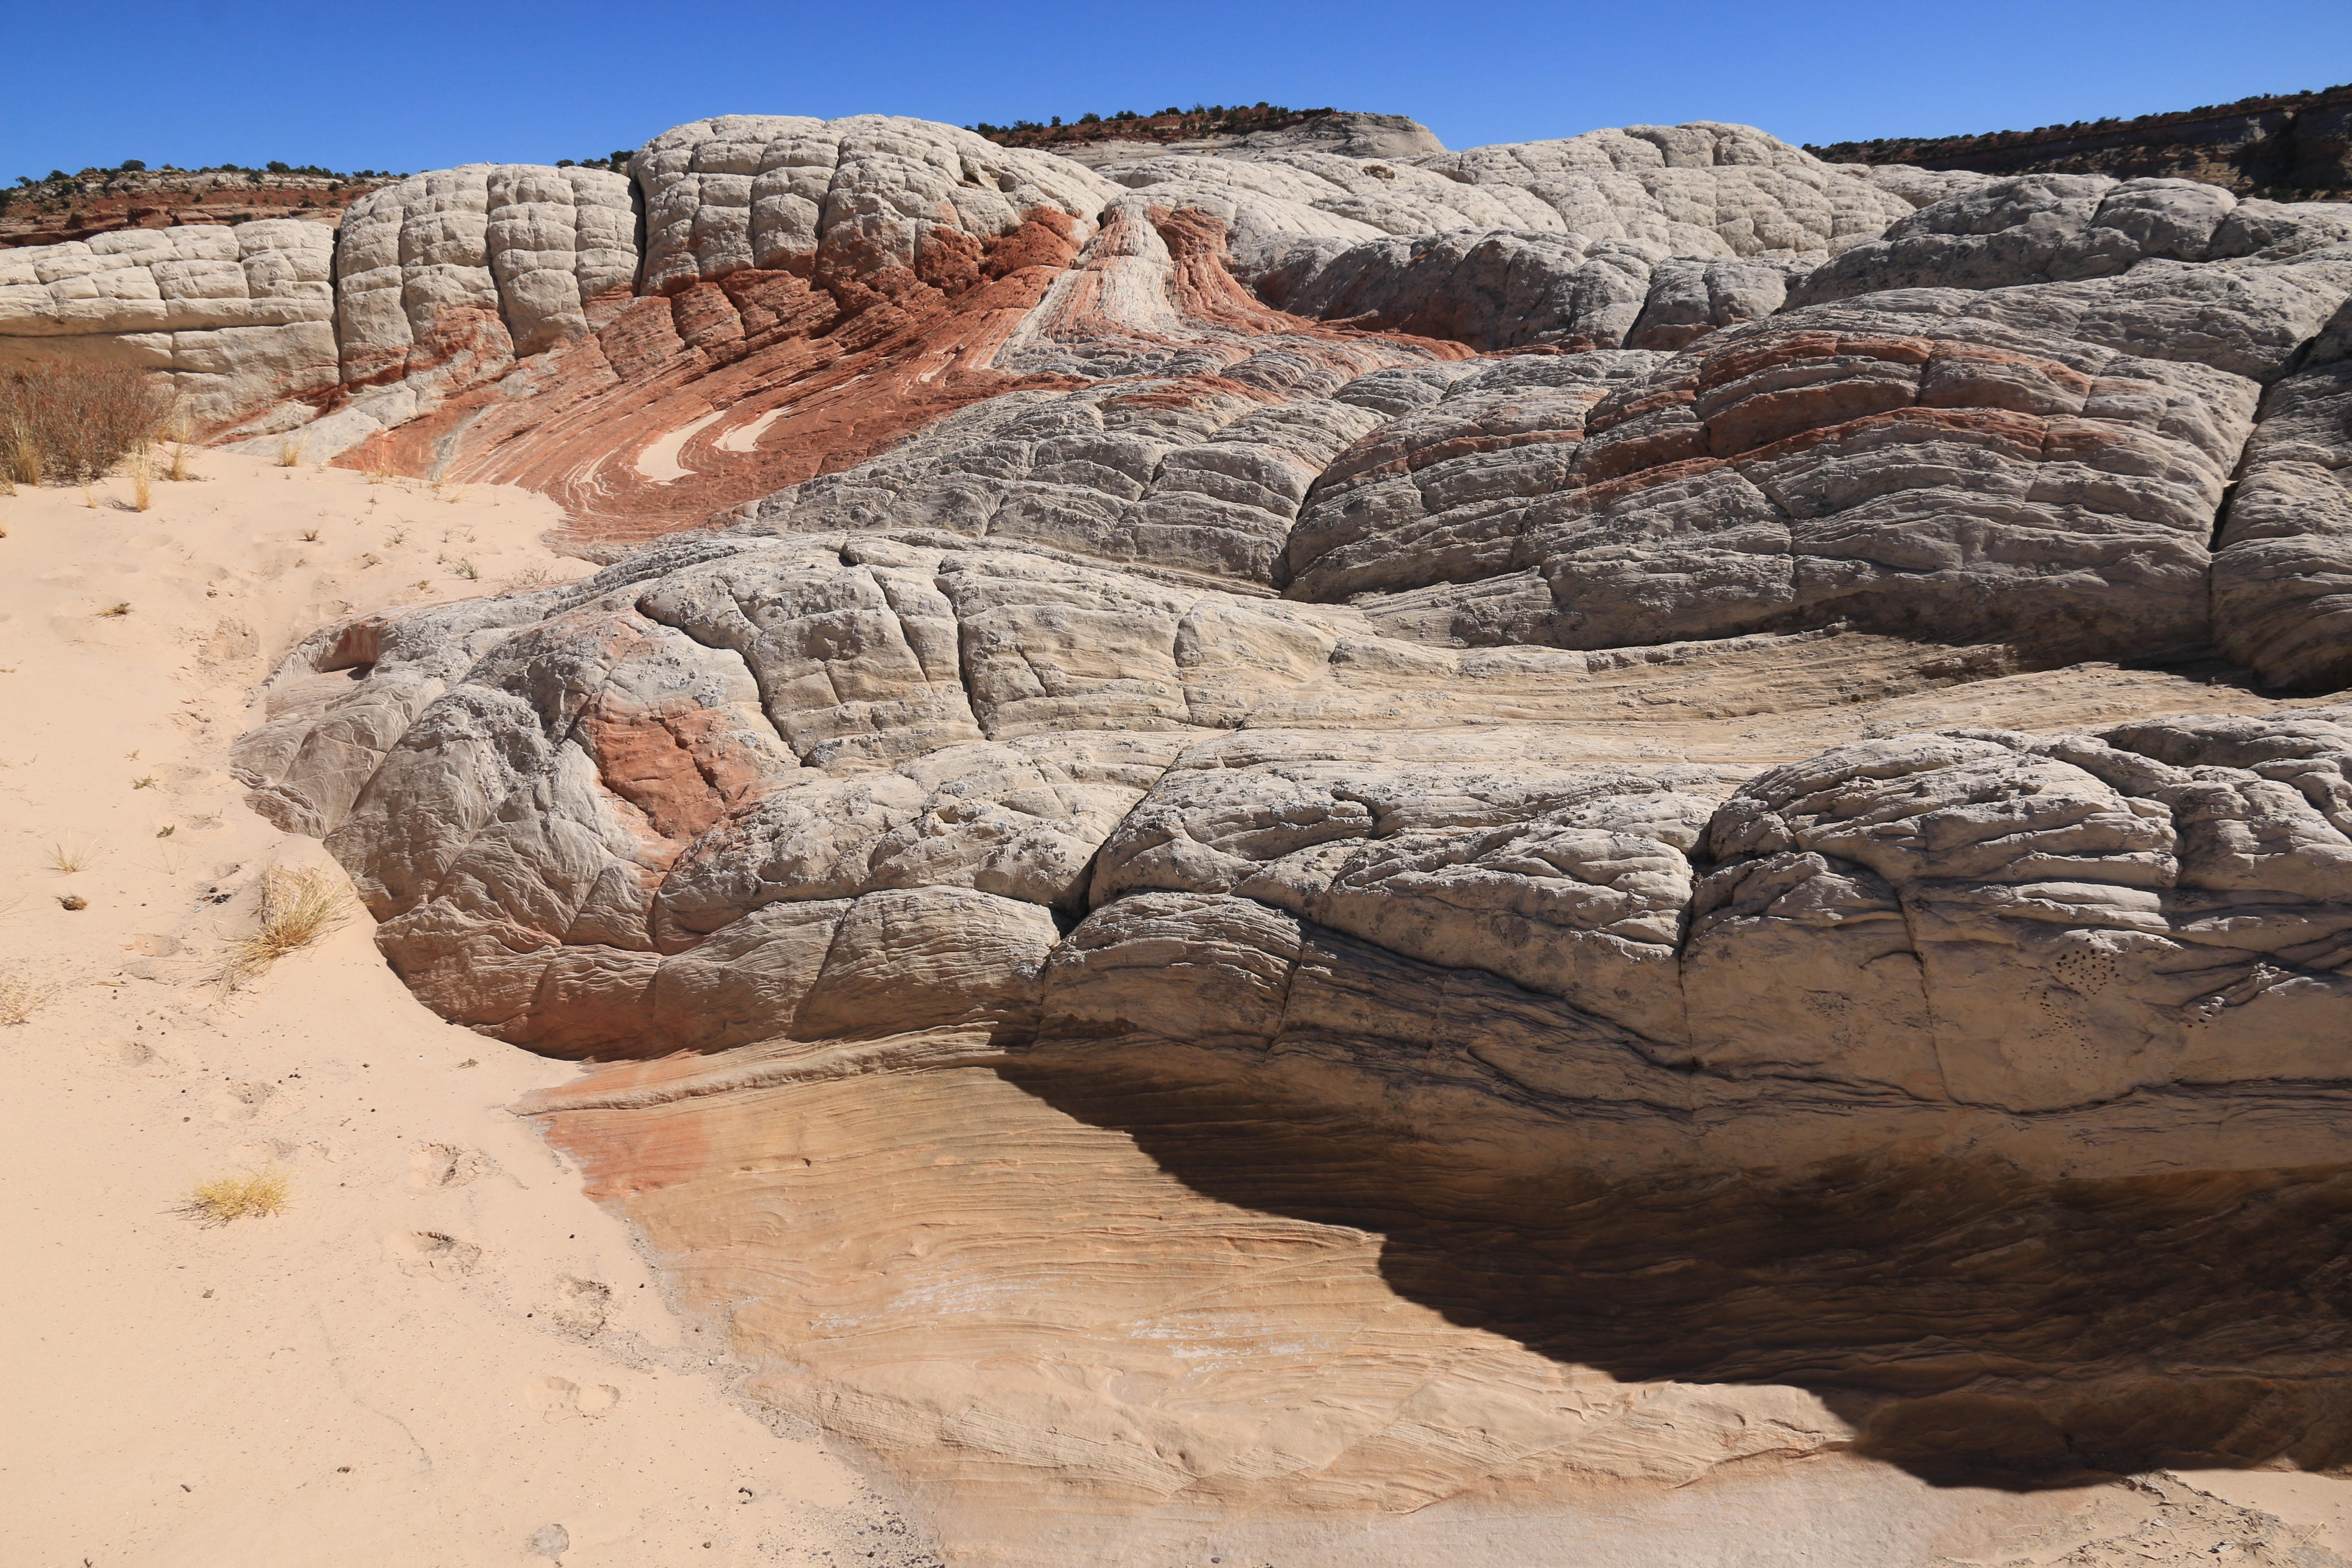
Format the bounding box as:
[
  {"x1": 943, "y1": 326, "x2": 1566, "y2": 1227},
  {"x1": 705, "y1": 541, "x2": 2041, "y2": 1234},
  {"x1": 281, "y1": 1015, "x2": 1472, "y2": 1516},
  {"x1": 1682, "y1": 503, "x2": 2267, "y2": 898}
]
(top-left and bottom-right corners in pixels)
[
  {"x1": 542, "y1": 1276, "x2": 612, "y2": 1338},
  {"x1": 387, "y1": 1230, "x2": 483, "y2": 1280},
  {"x1": 122, "y1": 934, "x2": 190, "y2": 983},
  {"x1": 90, "y1": 1037, "x2": 184, "y2": 1076},
  {"x1": 209, "y1": 1079, "x2": 296, "y2": 1126},
  {"x1": 230, "y1": 1137, "x2": 301, "y2": 1167},
  {"x1": 405, "y1": 1141, "x2": 490, "y2": 1192},
  {"x1": 524, "y1": 1375, "x2": 621, "y2": 1423}
]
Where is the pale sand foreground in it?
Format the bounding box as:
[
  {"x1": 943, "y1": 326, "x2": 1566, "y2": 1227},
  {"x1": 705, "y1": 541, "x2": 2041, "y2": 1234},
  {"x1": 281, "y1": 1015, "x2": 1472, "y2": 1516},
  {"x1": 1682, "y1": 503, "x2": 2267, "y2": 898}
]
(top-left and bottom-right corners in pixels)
[{"x1": 0, "y1": 457, "x2": 927, "y2": 1567}]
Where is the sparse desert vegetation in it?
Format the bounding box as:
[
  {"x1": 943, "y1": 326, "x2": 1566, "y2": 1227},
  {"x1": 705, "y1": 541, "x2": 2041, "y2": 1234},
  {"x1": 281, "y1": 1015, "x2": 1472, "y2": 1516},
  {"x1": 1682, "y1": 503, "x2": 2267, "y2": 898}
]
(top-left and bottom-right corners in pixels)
[
  {"x1": 6, "y1": 399, "x2": 39, "y2": 487},
  {"x1": 220, "y1": 864, "x2": 352, "y2": 988},
  {"x1": 0, "y1": 969, "x2": 59, "y2": 1026},
  {"x1": 45, "y1": 835, "x2": 98, "y2": 873},
  {"x1": 162, "y1": 420, "x2": 195, "y2": 482},
  {"x1": 0, "y1": 162, "x2": 402, "y2": 247},
  {"x1": 3, "y1": 444, "x2": 687, "y2": 1561},
  {"x1": 184, "y1": 1169, "x2": 290, "y2": 1225},
  {"x1": 0, "y1": 359, "x2": 177, "y2": 487}
]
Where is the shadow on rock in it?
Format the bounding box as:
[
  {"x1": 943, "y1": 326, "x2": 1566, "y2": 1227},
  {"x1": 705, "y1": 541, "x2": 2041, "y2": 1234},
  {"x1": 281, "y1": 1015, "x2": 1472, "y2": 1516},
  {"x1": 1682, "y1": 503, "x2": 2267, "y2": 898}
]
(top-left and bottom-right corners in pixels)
[{"x1": 996, "y1": 1049, "x2": 2352, "y2": 1488}]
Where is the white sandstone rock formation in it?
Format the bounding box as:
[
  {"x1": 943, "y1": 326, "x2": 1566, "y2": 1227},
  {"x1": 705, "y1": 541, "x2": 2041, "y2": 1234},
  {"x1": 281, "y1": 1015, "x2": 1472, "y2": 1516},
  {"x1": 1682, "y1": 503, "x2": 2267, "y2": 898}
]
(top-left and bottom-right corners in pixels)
[
  {"x1": 335, "y1": 163, "x2": 638, "y2": 378},
  {"x1": 270, "y1": 163, "x2": 639, "y2": 455},
  {"x1": 629, "y1": 113, "x2": 1119, "y2": 294},
  {"x1": 0, "y1": 219, "x2": 336, "y2": 433},
  {"x1": 28, "y1": 102, "x2": 2352, "y2": 1563},
  {"x1": 2215, "y1": 333, "x2": 2352, "y2": 690},
  {"x1": 1405, "y1": 121, "x2": 1920, "y2": 253}
]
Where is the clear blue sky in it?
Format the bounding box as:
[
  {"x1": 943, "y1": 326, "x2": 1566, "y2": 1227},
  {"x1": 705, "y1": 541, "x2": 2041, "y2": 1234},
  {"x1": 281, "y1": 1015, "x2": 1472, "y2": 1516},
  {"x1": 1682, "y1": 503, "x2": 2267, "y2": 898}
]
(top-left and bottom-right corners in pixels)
[{"x1": 6, "y1": 0, "x2": 2349, "y2": 179}]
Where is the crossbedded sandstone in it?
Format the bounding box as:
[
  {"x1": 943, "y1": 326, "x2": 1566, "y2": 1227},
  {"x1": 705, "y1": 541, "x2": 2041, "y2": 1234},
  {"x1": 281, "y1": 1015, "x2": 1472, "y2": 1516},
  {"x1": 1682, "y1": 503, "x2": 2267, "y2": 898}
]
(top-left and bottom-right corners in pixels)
[{"x1": 187, "y1": 105, "x2": 2352, "y2": 1561}]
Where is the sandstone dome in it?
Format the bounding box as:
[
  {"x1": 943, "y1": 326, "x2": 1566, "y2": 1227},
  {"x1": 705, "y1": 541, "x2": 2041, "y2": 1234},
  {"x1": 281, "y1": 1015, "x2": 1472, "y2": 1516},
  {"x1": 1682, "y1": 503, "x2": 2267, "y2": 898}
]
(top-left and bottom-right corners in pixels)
[{"x1": 16, "y1": 108, "x2": 2352, "y2": 1565}]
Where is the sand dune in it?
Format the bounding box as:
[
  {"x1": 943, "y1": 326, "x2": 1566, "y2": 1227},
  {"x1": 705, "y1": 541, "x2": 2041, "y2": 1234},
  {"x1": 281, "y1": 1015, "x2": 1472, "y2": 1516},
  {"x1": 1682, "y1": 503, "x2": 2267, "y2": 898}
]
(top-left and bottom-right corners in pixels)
[{"x1": 0, "y1": 456, "x2": 931, "y2": 1567}]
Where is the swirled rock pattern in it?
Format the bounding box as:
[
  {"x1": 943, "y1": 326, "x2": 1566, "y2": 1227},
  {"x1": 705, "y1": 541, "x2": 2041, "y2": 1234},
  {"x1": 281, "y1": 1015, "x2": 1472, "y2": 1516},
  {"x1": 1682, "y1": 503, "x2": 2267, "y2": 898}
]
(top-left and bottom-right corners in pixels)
[{"x1": 215, "y1": 105, "x2": 2352, "y2": 1567}]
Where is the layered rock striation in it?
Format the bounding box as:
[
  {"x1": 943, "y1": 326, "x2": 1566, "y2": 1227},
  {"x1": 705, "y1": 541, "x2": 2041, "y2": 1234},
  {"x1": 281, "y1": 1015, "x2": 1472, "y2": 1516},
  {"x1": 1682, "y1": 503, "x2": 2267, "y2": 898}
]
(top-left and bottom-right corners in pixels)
[
  {"x1": 214, "y1": 107, "x2": 2352, "y2": 1562},
  {"x1": 0, "y1": 219, "x2": 337, "y2": 433}
]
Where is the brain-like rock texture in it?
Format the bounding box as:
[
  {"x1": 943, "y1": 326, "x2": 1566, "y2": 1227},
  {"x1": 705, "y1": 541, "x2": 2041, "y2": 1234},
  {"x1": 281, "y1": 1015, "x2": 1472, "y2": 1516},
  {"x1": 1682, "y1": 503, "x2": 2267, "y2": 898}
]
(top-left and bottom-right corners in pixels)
[
  {"x1": 242, "y1": 532, "x2": 2352, "y2": 1089},
  {"x1": 337, "y1": 163, "x2": 637, "y2": 375},
  {"x1": 631, "y1": 113, "x2": 1117, "y2": 295},
  {"x1": 196, "y1": 106, "x2": 2352, "y2": 1565},
  {"x1": 1403, "y1": 120, "x2": 1920, "y2": 252}
]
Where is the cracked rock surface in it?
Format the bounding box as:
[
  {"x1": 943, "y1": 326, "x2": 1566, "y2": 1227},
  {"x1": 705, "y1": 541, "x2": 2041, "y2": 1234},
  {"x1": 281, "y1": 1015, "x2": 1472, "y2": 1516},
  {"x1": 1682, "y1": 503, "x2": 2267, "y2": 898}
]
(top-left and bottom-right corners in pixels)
[{"x1": 210, "y1": 107, "x2": 2352, "y2": 1567}]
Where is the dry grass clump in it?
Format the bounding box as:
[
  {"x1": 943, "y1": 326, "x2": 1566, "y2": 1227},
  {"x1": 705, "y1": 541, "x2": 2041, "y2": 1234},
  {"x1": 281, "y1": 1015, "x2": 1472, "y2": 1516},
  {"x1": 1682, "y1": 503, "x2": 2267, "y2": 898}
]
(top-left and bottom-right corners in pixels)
[
  {"x1": 0, "y1": 359, "x2": 178, "y2": 485},
  {"x1": 7, "y1": 413, "x2": 38, "y2": 487},
  {"x1": 46, "y1": 834, "x2": 98, "y2": 873},
  {"x1": 185, "y1": 1169, "x2": 290, "y2": 1225},
  {"x1": 275, "y1": 435, "x2": 305, "y2": 468},
  {"x1": 220, "y1": 864, "x2": 352, "y2": 988},
  {"x1": 0, "y1": 970, "x2": 60, "y2": 1026},
  {"x1": 162, "y1": 419, "x2": 196, "y2": 482}
]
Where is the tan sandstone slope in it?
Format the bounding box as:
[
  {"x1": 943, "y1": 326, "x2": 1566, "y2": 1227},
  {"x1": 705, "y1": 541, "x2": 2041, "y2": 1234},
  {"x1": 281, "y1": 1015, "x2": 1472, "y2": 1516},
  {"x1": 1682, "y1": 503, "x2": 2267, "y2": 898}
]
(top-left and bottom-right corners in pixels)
[{"x1": 13, "y1": 107, "x2": 2352, "y2": 1567}]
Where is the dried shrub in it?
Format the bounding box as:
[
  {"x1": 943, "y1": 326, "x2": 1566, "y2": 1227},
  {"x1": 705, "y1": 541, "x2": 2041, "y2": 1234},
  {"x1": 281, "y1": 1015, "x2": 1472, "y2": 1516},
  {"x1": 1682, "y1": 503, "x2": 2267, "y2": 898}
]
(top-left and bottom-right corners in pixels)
[
  {"x1": 0, "y1": 970, "x2": 59, "y2": 1026},
  {"x1": 6, "y1": 418, "x2": 37, "y2": 486},
  {"x1": 46, "y1": 835, "x2": 98, "y2": 873},
  {"x1": 220, "y1": 864, "x2": 352, "y2": 988},
  {"x1": 163, "y1": 418, "x2": 195, "y2": 481},
  {"x1": 185, "y1": 1169, "x2": 290, "y2": 1224},
  {"x1": 0, "y1": 359, "x2": 177, "y2": 485}
]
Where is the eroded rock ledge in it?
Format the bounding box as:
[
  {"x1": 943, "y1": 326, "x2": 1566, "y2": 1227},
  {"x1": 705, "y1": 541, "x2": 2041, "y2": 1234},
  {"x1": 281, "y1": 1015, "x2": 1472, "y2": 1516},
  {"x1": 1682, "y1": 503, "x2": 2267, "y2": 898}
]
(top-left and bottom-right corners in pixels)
[
  {"x1": 237, "y1": 541, "x2": 2351, "y2": 1118},
  {"x1": 220, "y1": 107, "x2": 2352, "y2": 1566}
]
